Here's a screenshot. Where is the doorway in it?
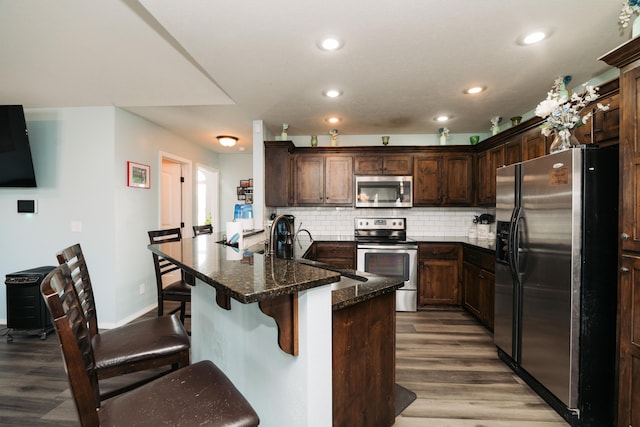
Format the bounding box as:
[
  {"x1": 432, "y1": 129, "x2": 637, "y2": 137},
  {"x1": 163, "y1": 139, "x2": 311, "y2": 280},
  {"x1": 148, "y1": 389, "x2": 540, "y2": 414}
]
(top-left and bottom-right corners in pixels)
[
  {"x1": 196, "y1": 165, "x2": 219, "y2": 233},
  {"x1": 159, "y1": 153, "x2": 192, "y2": 234}
]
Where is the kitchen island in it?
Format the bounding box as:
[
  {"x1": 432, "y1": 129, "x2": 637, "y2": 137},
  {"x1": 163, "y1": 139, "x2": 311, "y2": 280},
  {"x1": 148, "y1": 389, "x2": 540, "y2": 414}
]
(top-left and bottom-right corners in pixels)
[{"x1": 148, "y1": 234, "x2": 403, "y2": 427}]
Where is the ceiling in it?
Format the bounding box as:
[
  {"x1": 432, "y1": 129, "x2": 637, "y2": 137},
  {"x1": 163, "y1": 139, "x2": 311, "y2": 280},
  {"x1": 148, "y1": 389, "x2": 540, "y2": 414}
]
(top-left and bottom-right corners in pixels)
[{"x1": 0, "y1": 1, "x2": 630, "y2": 153}]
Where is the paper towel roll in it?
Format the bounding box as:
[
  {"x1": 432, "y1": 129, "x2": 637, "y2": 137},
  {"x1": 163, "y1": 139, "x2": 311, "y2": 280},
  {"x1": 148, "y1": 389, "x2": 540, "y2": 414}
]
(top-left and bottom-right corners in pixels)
[
  {"x1": 226, "y1": 245, "x2": 243, "y2": 260},
  {"x1": 226, "y1": 221, "x2": 243, "y2": 249}
]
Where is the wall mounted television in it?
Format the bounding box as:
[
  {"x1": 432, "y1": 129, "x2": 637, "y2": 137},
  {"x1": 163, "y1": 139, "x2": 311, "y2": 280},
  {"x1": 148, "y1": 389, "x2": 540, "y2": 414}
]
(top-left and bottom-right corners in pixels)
[{"x1": 0, "y1": 105, "x2": 37, "y2": 187}]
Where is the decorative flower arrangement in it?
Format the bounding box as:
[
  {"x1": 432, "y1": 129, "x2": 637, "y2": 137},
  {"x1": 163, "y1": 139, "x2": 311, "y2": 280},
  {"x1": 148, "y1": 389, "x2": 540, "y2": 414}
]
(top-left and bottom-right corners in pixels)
[
  {"x1": 438, "y1": 127, "x2": 449, "y2": 145},
  {"x1": 329, "y1": 128, "x2": 339, "y2": 146},
  {"x1": 620, "y1": 0, "x2": 640, "y2": 28},
  {"x1": 490, "y1": 116, "x2": 502, "y2": 135},
  {"x1": 534, "y1": 75, "x2": 609, "y2": 141}
]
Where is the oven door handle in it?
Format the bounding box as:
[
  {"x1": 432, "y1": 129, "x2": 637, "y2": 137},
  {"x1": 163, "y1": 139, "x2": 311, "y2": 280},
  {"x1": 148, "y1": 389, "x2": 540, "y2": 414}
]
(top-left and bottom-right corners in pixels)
[{"x1": 356, "y1": 244, "x2": 418, "y2": 251}]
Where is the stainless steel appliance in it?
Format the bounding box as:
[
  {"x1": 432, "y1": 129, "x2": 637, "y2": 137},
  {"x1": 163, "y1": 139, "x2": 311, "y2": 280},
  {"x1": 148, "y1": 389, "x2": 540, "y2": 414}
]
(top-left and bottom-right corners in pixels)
[
  {"x1": 495, "y1": 146, "x2": 617, "y2": 426},
  {"x1": 355, "y1": 217, "x2": 417, "y2": 311},
  {"x1": 355, "y1": 176, "x2": 412, "y2": 208}
]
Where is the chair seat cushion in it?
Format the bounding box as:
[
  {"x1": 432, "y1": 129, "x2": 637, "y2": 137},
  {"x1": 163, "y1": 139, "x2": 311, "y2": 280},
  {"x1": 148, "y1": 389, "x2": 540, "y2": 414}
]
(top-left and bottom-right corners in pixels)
[
  {"x1": 99, "y1": 360, "x2": 259, "y2": 426},
  {"x1": 163, "y1": 279, "x2": 192, "y2": 297},
  {"x1": 93, "y1": 314, "x2": 190, "y2": 371}
]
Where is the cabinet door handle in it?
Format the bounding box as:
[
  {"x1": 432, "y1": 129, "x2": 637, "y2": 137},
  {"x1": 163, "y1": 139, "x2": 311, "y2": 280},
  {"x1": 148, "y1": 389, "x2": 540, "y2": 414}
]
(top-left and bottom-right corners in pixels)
[
  {"x1": 620, "y1": 267, "x2": 629, "y2": 273},
  {"x1": 621, "y1": 232, "x2": 630, "y2": 241}
]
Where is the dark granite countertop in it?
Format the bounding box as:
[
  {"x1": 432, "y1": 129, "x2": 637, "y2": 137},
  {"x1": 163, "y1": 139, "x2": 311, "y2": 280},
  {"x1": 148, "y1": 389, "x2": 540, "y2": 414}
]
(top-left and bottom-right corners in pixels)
[
  {"x1": 148, "y1": 235, "x2": 340, "y2": 304},
  {"x1": 311, "y1": 234, "x2": 496, "y2": 253},
  {"x1": 148, "y1": 234, "x2": 403, "y2": 309},
  {"x1": 408, "y1": 235, "x2": 496, "y2": 253}
]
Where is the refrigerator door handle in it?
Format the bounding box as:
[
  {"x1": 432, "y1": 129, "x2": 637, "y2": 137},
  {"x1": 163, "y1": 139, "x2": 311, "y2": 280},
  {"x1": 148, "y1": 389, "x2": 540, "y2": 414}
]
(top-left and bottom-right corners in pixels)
[{"x1": 508, "y1": 207, "x2": 522, "y2": 284}]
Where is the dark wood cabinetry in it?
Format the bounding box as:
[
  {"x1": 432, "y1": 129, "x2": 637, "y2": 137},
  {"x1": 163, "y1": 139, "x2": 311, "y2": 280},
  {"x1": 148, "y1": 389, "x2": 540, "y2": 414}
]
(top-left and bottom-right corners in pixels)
[
  {"x1": 521, "y1": 126, "x2": 549, "y2": 161},
  {"x1": 477, "y1": 145, "x2": 504, "y2": 205},
  {"x1": 504, "y1": 138, "x2": 522, "y2": 166},
  {"x1": 417, "y1": 244, "x2": 461, "y2": 307},
  {"x1": 354, "y1": 154, "x2": 413, "y2": 175},
  {"x1": 414, "y1": 154, "x2": 473, "y2": 206},
  {"x1": 266, "y1": 91, "x2": 618, "y2": 209},
  {"x1": 305, "y1": 241, "x2": 355, "y2": 269},
  {"x1": 601, "y1": 39, "x2": 640, "y2": 427},
  {"x1": 574, "y1": 91, "x2": 620, "y2": 146},
  {"x1": 462, "y1": 246, "x2": 495, "y2": 330},
  {"x1": 333, "y1": 291, "x2": 395, "y2": 427},
  {"x1": 265, "y1": 141, "x2": 294, "y2": 207},
  {"x1": 618, "y1": 255, "x2": 640, "y2": 427},
  {"x1": 294, "y1": 155, "x2": 353, "y2": 206}
]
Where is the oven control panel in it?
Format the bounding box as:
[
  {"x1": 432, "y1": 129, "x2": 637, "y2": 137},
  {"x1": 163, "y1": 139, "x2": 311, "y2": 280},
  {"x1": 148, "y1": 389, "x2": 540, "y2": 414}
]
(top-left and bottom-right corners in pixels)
[{"x1": 355, "y1": 217, "x2": 405, "y2": 231}]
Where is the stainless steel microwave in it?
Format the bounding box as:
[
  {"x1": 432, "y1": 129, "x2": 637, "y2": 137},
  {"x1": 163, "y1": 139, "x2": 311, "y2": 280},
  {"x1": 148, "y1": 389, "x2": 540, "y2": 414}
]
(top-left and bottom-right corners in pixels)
[{"x1": 355, "y1": 176, "x2": 413, "y2": 208}]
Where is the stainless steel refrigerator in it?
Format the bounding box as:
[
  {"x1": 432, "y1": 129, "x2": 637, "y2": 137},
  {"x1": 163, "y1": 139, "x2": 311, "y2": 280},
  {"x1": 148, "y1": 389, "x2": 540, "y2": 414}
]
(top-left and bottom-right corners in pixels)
[{"x1": 494, "y1": 145, "x2": 617, "y2": 426}]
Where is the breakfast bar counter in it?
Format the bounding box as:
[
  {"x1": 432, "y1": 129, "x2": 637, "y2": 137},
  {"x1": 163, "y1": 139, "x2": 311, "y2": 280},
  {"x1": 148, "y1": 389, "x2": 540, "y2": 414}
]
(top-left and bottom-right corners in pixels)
[{"x1": 147, "y1": 234, "x2": 402, "y2": 427}]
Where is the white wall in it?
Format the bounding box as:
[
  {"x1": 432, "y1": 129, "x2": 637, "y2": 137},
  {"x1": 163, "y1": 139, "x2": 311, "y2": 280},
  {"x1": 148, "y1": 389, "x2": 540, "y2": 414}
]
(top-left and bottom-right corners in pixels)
[
  {"x1": 289, "y1": 132, "x2": 492, "y2": 148},
  {"x1": 218, "y1": 153, "x2": 253, "y2": 231},
  {"x1": 0, "y1": 107, "x2": 219, "y2": 326}
]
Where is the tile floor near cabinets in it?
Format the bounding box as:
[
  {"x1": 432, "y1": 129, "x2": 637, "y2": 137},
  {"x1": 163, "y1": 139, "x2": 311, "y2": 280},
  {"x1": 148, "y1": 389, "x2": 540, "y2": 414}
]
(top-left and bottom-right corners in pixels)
[{"x1": 0, "y1": 307, "x2": 566, "y2": 426}]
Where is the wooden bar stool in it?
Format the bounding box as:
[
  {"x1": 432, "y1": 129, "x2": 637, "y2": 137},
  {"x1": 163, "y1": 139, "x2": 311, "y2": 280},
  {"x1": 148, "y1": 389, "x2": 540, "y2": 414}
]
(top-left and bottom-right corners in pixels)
[
  {"x1": 148, "y1": 228, "x2": 191, "y2": 324},
  {"x1": 56, "y1": 243, "x2": 190, "y2": 399},
  {"x1": 41, "y1": 264, "x2": 259, "y2": 427}
]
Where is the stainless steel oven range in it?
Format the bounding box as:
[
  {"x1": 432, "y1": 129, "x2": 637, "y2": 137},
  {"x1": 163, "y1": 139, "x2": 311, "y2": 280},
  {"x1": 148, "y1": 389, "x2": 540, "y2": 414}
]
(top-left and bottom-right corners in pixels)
[{"x1": 355, "y1": 217, "x2": 417, "y2": 312}]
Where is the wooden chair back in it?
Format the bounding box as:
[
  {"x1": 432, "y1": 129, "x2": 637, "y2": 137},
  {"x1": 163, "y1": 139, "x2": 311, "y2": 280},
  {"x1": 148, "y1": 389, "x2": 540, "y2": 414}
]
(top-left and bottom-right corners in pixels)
[
  {"x1": 41, "y1": 264, "x2": 101, "y2": 427},
  {"x1": 56, "y1": 243, "x2": 99, "y2": 336},
  {"x1": 193, "y1": 224, "x2": 213, "y2": 236},
  {"x1": 148, "y1": 228, "x2": 183, "y2": 288}
]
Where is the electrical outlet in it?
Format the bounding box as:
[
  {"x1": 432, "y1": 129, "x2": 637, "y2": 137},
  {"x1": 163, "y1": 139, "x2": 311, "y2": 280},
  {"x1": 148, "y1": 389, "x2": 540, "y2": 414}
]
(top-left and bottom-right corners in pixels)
[{"x1": 139, "y1": 283, "x2": 145, "y2": 294}]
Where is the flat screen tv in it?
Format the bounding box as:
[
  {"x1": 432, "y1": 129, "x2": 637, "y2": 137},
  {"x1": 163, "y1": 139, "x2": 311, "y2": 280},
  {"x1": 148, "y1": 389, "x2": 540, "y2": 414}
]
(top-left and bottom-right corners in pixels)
[{"x1": 0, "y1": 105, "x2": 37, "y2": 187}]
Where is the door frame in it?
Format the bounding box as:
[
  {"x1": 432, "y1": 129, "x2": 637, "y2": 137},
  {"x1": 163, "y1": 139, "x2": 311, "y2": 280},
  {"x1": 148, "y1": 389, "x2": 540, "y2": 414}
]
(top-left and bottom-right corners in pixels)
[{"x1": 159, "y1": 151, "x2": 193, "y2": 235}]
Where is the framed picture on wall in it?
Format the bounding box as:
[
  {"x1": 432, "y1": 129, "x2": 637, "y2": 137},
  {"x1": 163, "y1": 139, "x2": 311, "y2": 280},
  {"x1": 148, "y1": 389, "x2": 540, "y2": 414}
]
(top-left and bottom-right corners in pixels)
[
  {"x1": 240, "y1": 179, "x2": 250, "y2": 188},
  {"x1": 127, "y1": 161, "x2": 150, "y2": 189}
]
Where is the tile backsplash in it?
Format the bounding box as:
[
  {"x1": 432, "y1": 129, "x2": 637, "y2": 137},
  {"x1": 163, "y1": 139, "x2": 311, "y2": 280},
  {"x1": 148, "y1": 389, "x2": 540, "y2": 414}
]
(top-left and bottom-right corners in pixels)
[{"x1": 272, "y1": 207, "x2": 495, "y2": 238}]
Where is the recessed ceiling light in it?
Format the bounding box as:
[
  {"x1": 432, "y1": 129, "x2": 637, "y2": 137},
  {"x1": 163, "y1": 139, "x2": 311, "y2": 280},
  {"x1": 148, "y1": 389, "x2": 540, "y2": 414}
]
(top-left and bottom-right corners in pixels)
[
  {"x1": 318, "y1": 37, "x2": 343, "y2": 51},
  {"x1": 523, "y1": 31, "x2": 546, "y2": 44},
  {"x1": 324, "y1": 89, "x2": 342, "y2": 98},
  {"x1": 435, "y1": 115, "x2": 450, "y2": 122},
  {"x1": 517, "y1": 30, "x2": 552, "y2": 46},
  {"x1": 465, "y1": 86, "x2": 485, "y2": 94},
  {"x1": 327, "y1": 116, "x2": 341, "y2": 124}
]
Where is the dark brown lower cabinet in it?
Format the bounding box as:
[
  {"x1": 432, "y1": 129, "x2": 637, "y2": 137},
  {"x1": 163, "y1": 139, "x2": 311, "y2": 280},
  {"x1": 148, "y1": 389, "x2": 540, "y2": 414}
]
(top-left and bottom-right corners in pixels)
[
  {"x1": 305, "y1": 241, "x2": 355, "y2": 269},
  {"x1": 333, "y1": 292, "x2": 395, "y2": 427},
  {"x1": 418, "y1": 244, "x2": 461, "y2": 307},
  {"x1": 619, "y1": 255, "x2": 640, "y2": 427},
  {"x1": 462, "y1": 246, "x2": 495, "y2": 330}
]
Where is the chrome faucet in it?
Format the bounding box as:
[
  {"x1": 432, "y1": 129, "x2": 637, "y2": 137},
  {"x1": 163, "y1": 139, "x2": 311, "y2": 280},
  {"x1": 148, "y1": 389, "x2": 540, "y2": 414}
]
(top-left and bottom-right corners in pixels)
[
  {"x1": 294, "y1": 227, "x2": 313, "y2": 242},
  {"x1": 268, "y1": 215, "x2": 293, "y2": 256}
]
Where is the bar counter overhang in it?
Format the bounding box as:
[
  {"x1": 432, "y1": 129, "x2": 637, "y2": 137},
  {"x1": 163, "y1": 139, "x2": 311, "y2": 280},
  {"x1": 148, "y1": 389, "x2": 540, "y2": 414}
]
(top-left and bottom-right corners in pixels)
[{"x1": 148, "y1": 234, "x2": 402, "y2": 426}]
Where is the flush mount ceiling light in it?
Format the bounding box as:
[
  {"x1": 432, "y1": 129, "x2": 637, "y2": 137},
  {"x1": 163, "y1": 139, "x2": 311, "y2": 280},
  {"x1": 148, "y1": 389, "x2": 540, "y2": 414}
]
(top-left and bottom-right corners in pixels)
[
  {"x1": 323, "y1": 89, "x2": 342, "y2": 98},
  {"x1": 465, "y1": 86, "x2": 485, "y2": 95},
  {"x1": 217, "y1": 135, "x2": 238, "y2": 147},
  {"x1": 317, "y1": 37, "x2": 343, "y2": 51},
  {"x1": 326, "y1": 116, "x2": 341, "y2": 124},
  {"x1": 435, "y1": 115, "x2": 450, "y2": 122}
]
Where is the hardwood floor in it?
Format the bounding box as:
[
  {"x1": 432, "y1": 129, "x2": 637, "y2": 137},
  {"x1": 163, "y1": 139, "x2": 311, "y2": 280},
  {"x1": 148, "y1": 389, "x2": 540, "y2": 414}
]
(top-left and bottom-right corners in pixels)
[
  {"x1": 0, "y1": 307, "x2": 566, "y2": 426},
  {"x1": 395, "y1": 309, "x2": 567, "y2": 426}
]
